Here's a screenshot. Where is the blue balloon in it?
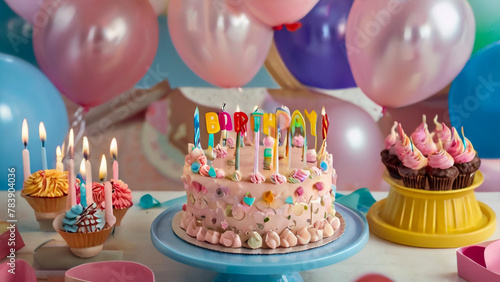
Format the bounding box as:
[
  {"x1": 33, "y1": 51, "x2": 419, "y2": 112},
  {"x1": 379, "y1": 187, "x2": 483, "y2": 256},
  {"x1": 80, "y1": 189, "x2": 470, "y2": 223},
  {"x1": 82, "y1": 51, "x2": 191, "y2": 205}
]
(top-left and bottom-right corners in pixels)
[
  {"x1": 136, "y1": 15, "x2": 279, "y2": 89},
  {"x1": 0, "y1": 53, "x2": 68, "y2": 190},
  {"x1": 0, "y1": 0, "x2": 37, "y2": 67},
  {"x1": 449, "y1": 42, "x2": 500, "y2": 158},
  {"x1": 274, "y1": 0, "x2": 356, "y2": 90}
]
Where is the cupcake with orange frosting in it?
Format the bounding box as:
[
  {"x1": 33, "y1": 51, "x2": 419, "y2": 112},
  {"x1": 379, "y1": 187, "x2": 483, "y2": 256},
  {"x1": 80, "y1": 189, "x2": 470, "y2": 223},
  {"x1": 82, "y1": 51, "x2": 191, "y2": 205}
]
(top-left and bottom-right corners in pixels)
[
  {"x1": 22, "y1": 169, "x2": 69, "y2": 230},
  {"x1": 92, "y1": 179, "x2": 133, "y2": 226},
  {"x1": 448, "y1": 129, "x2": 481, "y2": 188},
  {"x1": 426, "y1": 141, "x2": 459, "y2": 191},
  {"x1": 397, "y1": 140, "x2": 428, "y2": 189},
  {"x1": 411, "y1": 115, "x2": 437, "y2": 157},
  {"x1": 381, "y1": 122, "x2": 401, "y2": 179}
]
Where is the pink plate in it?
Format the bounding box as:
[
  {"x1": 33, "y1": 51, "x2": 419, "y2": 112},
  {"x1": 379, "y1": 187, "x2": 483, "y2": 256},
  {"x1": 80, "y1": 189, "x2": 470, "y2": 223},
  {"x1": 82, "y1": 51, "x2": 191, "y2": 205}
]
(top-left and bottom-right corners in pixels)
[
  {"x1": 65, "y1": 261, "x2": 154, "y2": 282},
  {"x1": 0, "y1": 259, "x2": 36, "y2": 282}
]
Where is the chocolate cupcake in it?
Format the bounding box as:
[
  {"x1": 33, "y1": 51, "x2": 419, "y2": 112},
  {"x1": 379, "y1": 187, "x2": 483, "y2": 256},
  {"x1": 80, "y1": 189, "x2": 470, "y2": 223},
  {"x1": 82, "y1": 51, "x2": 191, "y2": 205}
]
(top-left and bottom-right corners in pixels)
[
  {"x1": 397, "y1": 140, "x2": 428, "y2": 189},
  {"x1": 381, "y1": 122, "x2": 401, "y2": 179},
  {"x1": 410, "y1": 115, "x2": 437, "y2": 157},
  {"x1": 451, "y1": 130, "x2": 481, "y2": 188},
  {"x1": 426, "y1": 144, "x2": 459, "y2": 191}
]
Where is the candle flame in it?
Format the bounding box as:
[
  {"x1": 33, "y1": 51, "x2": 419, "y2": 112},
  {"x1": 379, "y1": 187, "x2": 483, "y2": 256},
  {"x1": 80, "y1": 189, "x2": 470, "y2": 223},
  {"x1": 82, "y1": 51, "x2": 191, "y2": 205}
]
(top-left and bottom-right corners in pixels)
[
  {"x1": 99, "y1": 154, "x2": 107, "y2": 181},
  {"x1": 236, "y1": 105, "x2": 240, "y2": 112},
  {"x1": 110, "y1": 138, "x2": 118, "y2": 159},
  {"x1": 221, "y1": 102, "x2": 226, "y2": 112},
  {"x1": 56, "y1": 146, "x2": 61, "y2": 159},
  {"x1": 321, "y1": 106, "x2": 326, "y2": 116},
  {"x1": 253, "y1": 106, "x2": 258, "y2": 112},
  {"x1": 39, "y1": 122, "x2": 46, "y2": 143},
  {"x1": 22, "y1": 119, "x2": 28, "y2": 145},
  {"x1": 80, "y1": 159, "x2": 86, "y2": 175},
  {"x1": 83, "y1": 136, "x2": 89, "y2": 160},
  {"x1": 68, "y1": 129, "x2": 74, "y2": 158}
]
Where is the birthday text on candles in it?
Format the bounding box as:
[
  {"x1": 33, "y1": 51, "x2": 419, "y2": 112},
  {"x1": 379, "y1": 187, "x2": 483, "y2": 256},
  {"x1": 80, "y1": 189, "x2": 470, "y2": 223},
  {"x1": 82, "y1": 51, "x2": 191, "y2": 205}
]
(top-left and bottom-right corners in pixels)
[{"x1": 6, "y1": 167, "x2": 17, "y2": 274}]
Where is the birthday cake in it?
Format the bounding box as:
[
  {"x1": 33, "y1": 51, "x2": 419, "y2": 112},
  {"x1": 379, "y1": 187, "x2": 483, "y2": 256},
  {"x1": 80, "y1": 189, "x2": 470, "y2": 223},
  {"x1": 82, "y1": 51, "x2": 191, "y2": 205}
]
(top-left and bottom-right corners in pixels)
[{"x1": 179, "y1": 106, "x2": 341, "y2": 250}]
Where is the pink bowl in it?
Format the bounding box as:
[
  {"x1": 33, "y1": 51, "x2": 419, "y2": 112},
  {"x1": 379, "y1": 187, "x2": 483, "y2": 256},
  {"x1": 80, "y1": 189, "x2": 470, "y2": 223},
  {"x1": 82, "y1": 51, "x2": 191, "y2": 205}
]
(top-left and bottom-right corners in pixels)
[{"x1": 65, "y1": 261, "x2": 154, "y2": 282}]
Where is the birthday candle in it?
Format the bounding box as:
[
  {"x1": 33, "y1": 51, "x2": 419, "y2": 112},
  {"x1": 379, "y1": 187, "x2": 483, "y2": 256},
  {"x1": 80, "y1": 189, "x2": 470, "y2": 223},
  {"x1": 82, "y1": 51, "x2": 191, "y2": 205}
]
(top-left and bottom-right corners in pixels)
[
  {"x1": 67, "y1": 129, "x2": 76, "y2": 208},
  {"x1": 218, "y1": 103, "x2": 232, "y2": 146},
  {"x1": 80, "y1": 159, "x2": 86, "y2": 183},
  {"x1": 194, "y1": 107, "x2": 201, "y2": 149},
  {"x1": 82, "y1": 137, "x2": 93, "y2": 206},
  {"x1": 21, "y1": 119, "x2": 31, "y2": 182},
  {"x1": 291, "y1": 111, "x2": 307, "y2": 167},
  {"x1": 39, "y1": 122, "x2": 48, "y2": 170},
  {"x1": 110, "y1": 138, "x2": 119, "y2": 180},
  {"x1": 79, "y1": 160, "x2": 87, "y2": 207},
  {"x1": 233, "y1": 105, "x2": 248, "y2": 171},
  {"x1": 99, "y1": 154, "x2": 107, "y2": 181},
  {"x1": 321, "y1": 106, "x2": 329, "y2": 140},
  {"x1": 304, "y1": 109, "x2": 318, "y2": 151},
  {"x1": 205, "y1": 112, "x2": 220, "y2": 149},
  {"x1": 56, "y1": 146, "x2": 63, "y2": 172},
  {"x1": 251, "y1": 106, "x2": 262, "y2": 175},
  {"x1": 263, "y1": 113, "x2": 276, "y2": 137}
]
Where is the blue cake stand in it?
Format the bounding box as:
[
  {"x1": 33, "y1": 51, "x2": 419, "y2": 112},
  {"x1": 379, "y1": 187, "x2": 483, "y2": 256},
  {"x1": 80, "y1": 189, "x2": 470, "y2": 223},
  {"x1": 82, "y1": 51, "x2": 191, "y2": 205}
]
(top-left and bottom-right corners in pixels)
[{"x1": 151, "y1": 197, "x2": 369, "y2": 282}]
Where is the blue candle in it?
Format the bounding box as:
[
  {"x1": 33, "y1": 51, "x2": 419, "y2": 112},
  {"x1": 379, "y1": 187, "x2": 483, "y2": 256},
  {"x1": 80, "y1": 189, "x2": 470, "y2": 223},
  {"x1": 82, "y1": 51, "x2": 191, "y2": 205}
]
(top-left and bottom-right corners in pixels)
[
  {"x1": 39, "y1": 122, "x2": 48, "y2": 170},
  {"x1": 194, "y1": 107, "x2": 201, "y2": 149},
  {"x1": 80, "y1": 182, "x2": 87, "y2": 207}
]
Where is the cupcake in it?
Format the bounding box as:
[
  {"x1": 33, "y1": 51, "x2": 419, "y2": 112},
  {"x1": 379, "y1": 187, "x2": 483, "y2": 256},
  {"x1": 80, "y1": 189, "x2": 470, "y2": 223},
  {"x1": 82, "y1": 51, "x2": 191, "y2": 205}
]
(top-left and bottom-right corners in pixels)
[
  {"x1": 397, "y1": 140, "x2": 428, "y2": 189},
  {"x1": 450, "y1": 129, "x2": 481, "y2": 188},
  {"x1": 411, "y1": 115, "x2": 437, "y2": 156},
  {"x1": 381, "y1": 122, "x2": 401, "y2": 179},
  {"x1": 93, "y1": 179, "x2": 133, "y2": 226},
  {"x1": 432, "y1": 115, "x2": 453, "y2": 150},
  {"x1": 426, "y1": 142, "x2": 459, "y2": 191},
  {"x1": 22, "y1": 169, "x2": 69, "y2": 231}
]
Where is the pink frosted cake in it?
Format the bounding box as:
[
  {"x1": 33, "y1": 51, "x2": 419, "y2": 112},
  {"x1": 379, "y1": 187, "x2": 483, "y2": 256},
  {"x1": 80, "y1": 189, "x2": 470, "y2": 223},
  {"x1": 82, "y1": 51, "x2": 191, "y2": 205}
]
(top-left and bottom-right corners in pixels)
[{"x1": 180, "y1": 142, "x2": 340, "y2": 250}]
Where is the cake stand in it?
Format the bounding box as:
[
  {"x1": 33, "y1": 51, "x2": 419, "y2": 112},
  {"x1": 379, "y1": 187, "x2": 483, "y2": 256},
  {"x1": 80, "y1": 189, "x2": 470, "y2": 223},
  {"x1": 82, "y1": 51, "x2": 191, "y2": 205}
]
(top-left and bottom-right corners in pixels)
[{"x1": 151, "y1": 198, "x2": 369, "y2": 282}]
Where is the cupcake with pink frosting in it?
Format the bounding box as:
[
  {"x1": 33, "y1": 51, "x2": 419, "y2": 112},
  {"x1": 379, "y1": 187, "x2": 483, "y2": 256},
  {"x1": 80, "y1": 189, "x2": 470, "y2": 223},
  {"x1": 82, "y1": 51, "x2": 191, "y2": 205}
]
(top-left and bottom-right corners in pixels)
[
  {"x1": 432, "y1": 115, "x2": 453, "y2": 150},
  {"x1": 397, "y1": 139, "x2": 428, "y2": 189},
  {"x1": 426, "y1": 141, "x2": 459, "y2": 191},
  {"x1": 449, "y1": 129, "x2": 481, "y2": 188},
  {"x1": 410, "y1": 115, "x2": 437, "y2": 157},
  {"x1": 93, "y1": 179, "x2": 133, "y2": 226},
  {"x1": 381, "y1": 122, "x2": 401, "y2": 179}
]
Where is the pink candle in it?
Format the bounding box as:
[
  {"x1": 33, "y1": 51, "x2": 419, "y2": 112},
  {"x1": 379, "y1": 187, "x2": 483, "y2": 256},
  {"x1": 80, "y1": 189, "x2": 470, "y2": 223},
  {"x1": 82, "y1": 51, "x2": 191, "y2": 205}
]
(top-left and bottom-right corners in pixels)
[
  {"x1": 104, "y1": 181, "x2": 116, "y2": 228},
  {"x1": 67, "y1": 129, "x2": 76, "y2": 209},
  {"x1": 110, "y1": 138, "x2": 119, "y2": 180},
  {"x1": 83, "y1": 137, "x2": 93, "y2": 206},
  {"x1": 21, "y1": 119, "x2": 31, "y2": 182}
]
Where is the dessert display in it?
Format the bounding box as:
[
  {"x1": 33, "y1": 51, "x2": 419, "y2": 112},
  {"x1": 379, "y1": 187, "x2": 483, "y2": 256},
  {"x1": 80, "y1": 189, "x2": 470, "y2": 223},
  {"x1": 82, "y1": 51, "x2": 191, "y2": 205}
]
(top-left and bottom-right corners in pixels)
[
  {"x1": 179, "y1": 106, "x2": 343, "y2": 251},
  {"x1": 381, "y1": 115, "x2": 481, "y2": 190}
]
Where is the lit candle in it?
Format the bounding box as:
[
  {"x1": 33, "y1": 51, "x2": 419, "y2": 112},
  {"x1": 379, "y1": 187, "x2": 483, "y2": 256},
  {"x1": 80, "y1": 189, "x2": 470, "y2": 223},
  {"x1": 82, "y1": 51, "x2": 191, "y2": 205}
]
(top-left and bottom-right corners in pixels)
[
  {"x1": 79, "y1": 160, "x2": 87, "y2": 207},
  {"x1": 67, "y1": 129, "x2": 76, "y2": 208},
  {"x1": 304, "y1": 109, "x2": 317, "y2": 151},
  {"x1": 205, "y1": 112, "x2": 220, "y2": 150},
  {"x1": 56, "y1": 146, "x2": 63, "y2": 171},
  {"x1": 82, "y1": 136, "x2": 93, "y2": 206},
  {"x1": 322, "y1": 106, "x2": 329, "y2": 140},
  {"x1": 101, "y1": 157, "x2": 116, "y2": 228},
  {"x1": 80, "y1": 159, "x2": 86, "y2": 183},
  {"x1": 21, "y1": 119, "x2": 31, "y2": 182},
  {"x1": 99, "y1": 154, "x2": 107, "y2": 181},
  {"x1": 110, "y1": 138, "x2": 118, "y2": 180},
  {"x1": 233, "y1": 105, "x2": 248, "y2": 171},
  {"x1": 251, "y1": 106, "x2": 262, "y2": 175},
  {"x1": 275, "y1": 107, "x2": 291, "y2": 173},
  {"x1": 39, "y1": 122, "x2": 48, "y2": 170},
  {"x1": 291, "y1": 110, "x2": 307, "y2": 167},
  {"x1": 218, "y1": 103, "x2": 232, "y2": 146},
  {"x1": 194, "y1": 107, "x2": 201, "y2": 149}
]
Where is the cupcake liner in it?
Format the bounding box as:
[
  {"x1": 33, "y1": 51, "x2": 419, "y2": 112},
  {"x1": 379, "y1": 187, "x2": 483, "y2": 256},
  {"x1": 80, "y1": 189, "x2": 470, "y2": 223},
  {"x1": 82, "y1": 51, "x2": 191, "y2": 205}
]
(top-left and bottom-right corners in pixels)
[
  {"x1": 22, "y1": 195, "x2": 67, "y2": 213},
  {"x1": 428, "y1": 175, "x2": 455, "y2": 191},
  {"x1": 401, "y1": 175, "x2": 426, "y2": 189},
  {"x1": 453, "y1": 172, "x2": 476, "y2": 189},
  {"x1": 384, "y1": 165, "x2": 401, "y2": 180},
  {"x1": 113, "y1": 207, "x2": 130, "y2": 226},
  {"x1": 53, "y1": 213, "x2": 112, "y2": 249}
]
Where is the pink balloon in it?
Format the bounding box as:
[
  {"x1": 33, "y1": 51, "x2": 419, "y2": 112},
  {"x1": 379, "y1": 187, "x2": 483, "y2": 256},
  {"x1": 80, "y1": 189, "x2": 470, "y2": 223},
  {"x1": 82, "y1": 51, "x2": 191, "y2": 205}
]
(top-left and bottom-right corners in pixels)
[
  {"x1": 168, "y1": 0, "x2": 273, "y2": 88},
  {"x1": 4, "y1": 0, "x2": 39, "y2": 24},
  {"x1": 346, "y1": 0, "x2": 475, "y2": 108},
  {"x1": 269, "y1": 91, "x2": 385, "y2": 190},
  {"x1": 476, "y1": 158, "x2": 500, "y2": 192},
  {"x1": 245, "y1": 0, "x2": 319, "y2": 26},
  {"x1": 33, "y1": 0, "x2": 159, "y2": 108}
]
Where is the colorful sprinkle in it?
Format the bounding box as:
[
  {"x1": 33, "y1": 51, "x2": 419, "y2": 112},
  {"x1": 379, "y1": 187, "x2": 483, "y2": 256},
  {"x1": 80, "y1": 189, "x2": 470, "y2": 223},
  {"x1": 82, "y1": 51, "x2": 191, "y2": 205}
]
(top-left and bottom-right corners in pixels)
[
  {"x1": 263, "y1": 191, "x2": 275, "y2": 203},
  {"x1": 243, "y1": 195, "x2": 255, "y2": 207},
  {"x1": 295, "y1": 187, "x2": 304, "y2": 196},
  {"x1": 264, "y1": 217, "x2": 270, "y2": 223},
  {"x1": 182, "y1": 204, "x2": 187, "y2": 211},
  {"x1": 221, "y1": 220, "x2": 228, "y2": 230},
  {"x1": 208, "y1": 166, "x2": 216, "y2": 178},
  {"x1": 315, "y1": 182, "x2": 325, "y2": 191},
  {"x1": 191, "y1": 162, "x2": 200, "y2": 173},
  {"x1": 285, "y1": 196, "x2": 294, "y2": 204},
  {"x1": 320, "y1": 161, "x2": 328, "y2": 171}
]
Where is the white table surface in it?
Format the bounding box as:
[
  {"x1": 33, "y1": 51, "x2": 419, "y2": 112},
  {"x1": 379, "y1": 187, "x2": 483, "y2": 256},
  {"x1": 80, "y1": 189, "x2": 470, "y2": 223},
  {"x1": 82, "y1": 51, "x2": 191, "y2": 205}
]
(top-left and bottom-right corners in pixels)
[{"x1": 2, "y1": 190, "x2": 499, "y2": 282}]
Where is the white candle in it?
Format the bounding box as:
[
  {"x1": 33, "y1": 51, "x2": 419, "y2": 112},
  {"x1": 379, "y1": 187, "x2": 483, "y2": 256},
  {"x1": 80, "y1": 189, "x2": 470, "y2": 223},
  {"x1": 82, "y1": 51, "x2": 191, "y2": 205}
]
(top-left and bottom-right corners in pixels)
[
  {"x1": 110, "y1": 138, "x2": 119, "y2": 180},
  {"x1": 67, "y1": 129, "x2": 76, "y2": 209},
  {"x1": 80, "y1": 159, "x2": 86, "y2": 182},
  {"x1": 56, "y1": 146, "x2": 63, "y2": 171},
  {"x1": 101, "y1": 156, "x2": 116, "y2": 228},
  {"x1": 83, "y1": 136, "x2": 93, "y2": 206},
  {"x1": 39, "y1": 122, "x2": 47, "y2": 170},
  {"x1": 21, "y1": 119, "x2": 31, "y2": 182}
]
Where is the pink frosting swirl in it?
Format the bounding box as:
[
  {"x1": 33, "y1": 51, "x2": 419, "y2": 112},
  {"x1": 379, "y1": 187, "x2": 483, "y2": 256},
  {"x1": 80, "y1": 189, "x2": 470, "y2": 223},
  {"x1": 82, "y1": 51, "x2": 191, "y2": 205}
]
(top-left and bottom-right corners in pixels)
[
  {"x1": 306, "y1": 149, "x2": 317, "y2": 163},
  {"x1": 280, "y1": 229, "x2": 298, "y2": 247},
  {"x1": 110, "y1": 179, "x2": 133, "y2": 209},
  {"x1": 180, "y1": 213, "x2": 194, "y2": 230},
  {"x1": 186, "y1": 220, "x2": 201, "y2": 237},
  {"x1": 315, "y1": 219, "x2": 335, "y2": 238},
  {"x1": 198, "y1": 155, "x2": 208, "y2": 166},
  {"x1": 296, "y1": 226, "x2": 311, "y2": 245},
  {"x1": 292, "y1": 135, "x2": 304, "y2": 148},
  {"x1": 395, "y1": 124, "x2": 412, "y2": 160},
  {"x1": 199, "y1": 164, "x2": 210, "y2": 177},
  {"x1": 220, "y1": 230, "x2": 242, "y2": 248},
  {"x1": 308, "y1": 227, "x2": 323, "y2": 242},
  {"x1": 292, "y1": 169, "x2": 311, "y2": 182},
  {"x1": 263, "y1": 136, "x2": 275, "y2": 147},
  {"x1": 250, "y1": 172, "x2": 265, "y2": 184},
  {"x1": 205, "y1": 230, "x2": 221, "y2": 245},
  {"x1": 265, "y1": 231, "x2": 281, "y2": 249},
  {"x1": 327, "y1": 215, "x2": 341, "y2": 231},
  {"x1": 309, "y1": 167, "x2": 322, "y2": 177},
  {"x1": 401, "y1": 146, "x2": 428, "y2": 170},
  {"x1": 385, "y1": 122, "x2": 398, "y2": 150},
  {"x1": 196, "y1": 227, "x2": 207, "y2": 242},
  {"x1": 226, "y1": 137, "x2": 235, "y2": 149},
  {"x1": 410, "y1": 116, "x2": 437, "y2": 156},
  {"x1": 185, "y1": 148, "x2": 204, "y2": 165},
  {"x1": 446, "y1": 128, "x2": 465, "y2": 160},
  {"x1": 428, "y1": 149, "x2": 454, "y2": 169},
  {"x1": 92, "y1": 182, "x2": 105, "y2": 208},
  {"x1": 270, "y1": 173, "x2": 286, "y2": 184},
  {"x1": 213, "y1": 144, "x2": 227, "y2": 159},
  {"x1": 433, "y1": 116, "x2": 453, "y2": 150},
  {"x1": 215, "y1": 168, "x2": 225, "y2": 179},
  {"x1": 454, "y1": 137, "x2": 476, "y2": 164}
]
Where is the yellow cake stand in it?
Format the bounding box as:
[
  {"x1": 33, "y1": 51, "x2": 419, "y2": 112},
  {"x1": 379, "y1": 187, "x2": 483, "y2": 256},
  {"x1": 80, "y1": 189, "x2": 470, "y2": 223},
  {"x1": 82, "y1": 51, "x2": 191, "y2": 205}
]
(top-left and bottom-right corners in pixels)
[{"x1": 367, "y1": 171, "x2": 496, "y2": 248}]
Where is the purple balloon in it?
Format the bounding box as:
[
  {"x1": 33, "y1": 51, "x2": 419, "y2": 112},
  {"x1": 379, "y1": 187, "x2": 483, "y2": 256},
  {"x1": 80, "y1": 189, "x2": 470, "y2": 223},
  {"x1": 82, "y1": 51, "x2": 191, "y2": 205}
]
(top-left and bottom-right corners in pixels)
[{"x1": 274, "y1": 0, "x2": 356, "y2": 90}]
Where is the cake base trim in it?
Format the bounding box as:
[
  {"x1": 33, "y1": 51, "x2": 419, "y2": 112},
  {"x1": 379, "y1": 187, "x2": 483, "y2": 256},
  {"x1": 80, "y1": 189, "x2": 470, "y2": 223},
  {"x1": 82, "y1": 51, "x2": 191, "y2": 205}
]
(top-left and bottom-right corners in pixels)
[{"x1": 172, "y1": 211, "x2": 345, "y2": 255}]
